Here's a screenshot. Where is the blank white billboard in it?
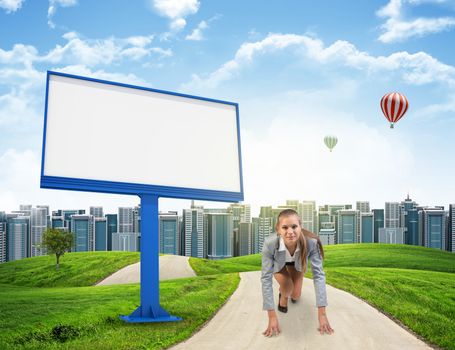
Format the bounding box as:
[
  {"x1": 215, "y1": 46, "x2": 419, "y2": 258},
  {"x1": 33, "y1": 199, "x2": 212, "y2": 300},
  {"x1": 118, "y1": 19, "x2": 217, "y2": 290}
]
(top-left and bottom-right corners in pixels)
[{"x1": 41, "y1": 72, "x2": 243, "y2": 201}]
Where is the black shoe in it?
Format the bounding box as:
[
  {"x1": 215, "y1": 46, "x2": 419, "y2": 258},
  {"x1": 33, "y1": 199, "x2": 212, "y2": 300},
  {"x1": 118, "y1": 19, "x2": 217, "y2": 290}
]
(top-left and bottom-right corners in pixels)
[
  {"x1": 291, "y1": 298, "x2": 298, "y2": 303},
  {"x1": 278, "y1": 293, "x2": 288, "y2": 313}
]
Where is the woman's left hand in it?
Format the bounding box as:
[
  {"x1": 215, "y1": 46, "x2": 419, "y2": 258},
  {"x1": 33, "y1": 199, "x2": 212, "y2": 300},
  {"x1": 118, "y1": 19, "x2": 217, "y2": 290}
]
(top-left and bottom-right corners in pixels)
[{"x1": 318, "y1": 313, "x2": 334, "y2": 335}]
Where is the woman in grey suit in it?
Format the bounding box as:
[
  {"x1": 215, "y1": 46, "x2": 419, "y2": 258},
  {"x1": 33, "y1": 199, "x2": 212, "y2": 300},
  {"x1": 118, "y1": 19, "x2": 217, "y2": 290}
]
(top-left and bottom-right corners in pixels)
[{"x1": 261, "y1": 209, "x2": 334, "y2": 337}]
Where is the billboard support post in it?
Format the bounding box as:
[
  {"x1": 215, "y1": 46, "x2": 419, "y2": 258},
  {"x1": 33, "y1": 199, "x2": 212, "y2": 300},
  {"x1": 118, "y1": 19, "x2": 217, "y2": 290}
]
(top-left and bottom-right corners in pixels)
[{"x1": 119, "y1": 194, "x2": 182, "y2": 323}]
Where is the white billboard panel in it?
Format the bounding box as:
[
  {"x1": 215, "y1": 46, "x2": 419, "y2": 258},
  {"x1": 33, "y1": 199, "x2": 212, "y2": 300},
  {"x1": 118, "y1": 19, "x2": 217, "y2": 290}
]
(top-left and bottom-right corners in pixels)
[{"x1": 41, "y1": 72, "x2": 243, "y2": 201}]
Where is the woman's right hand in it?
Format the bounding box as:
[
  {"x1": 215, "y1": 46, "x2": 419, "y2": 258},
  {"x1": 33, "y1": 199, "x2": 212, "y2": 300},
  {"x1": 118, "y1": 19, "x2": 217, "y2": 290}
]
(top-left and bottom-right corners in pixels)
[{"x1": 263, "y1": 312, "x2": 281, "y2": 337}]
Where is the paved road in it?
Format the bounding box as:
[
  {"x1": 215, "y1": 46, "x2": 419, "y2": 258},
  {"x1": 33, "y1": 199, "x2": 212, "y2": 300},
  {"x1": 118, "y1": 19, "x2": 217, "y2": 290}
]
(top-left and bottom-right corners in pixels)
[
  {"x1": 96, "y1": 255, "x2": 195, "y2": 285},
  {"x1": 170, "y1": 271, "x2": 432, "y2": 350}
]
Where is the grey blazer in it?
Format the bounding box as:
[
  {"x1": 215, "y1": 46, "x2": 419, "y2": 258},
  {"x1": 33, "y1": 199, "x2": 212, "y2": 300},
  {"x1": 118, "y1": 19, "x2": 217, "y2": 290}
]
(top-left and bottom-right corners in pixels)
[{"x1": 261, "y1": 234, "x2": 328, "y2": 310}]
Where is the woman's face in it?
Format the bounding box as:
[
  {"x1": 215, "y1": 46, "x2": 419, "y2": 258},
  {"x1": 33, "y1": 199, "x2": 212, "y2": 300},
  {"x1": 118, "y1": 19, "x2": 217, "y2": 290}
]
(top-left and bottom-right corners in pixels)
[{"x1": 277, "y1": 214, "x2": 301, "y2": 246}]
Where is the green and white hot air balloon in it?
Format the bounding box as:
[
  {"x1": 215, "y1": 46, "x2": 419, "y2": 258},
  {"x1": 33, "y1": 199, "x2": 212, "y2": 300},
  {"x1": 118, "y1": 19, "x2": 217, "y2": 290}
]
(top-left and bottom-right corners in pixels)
[{"x1": 324, "y1": 135, "x2": 338, "y2": 152}]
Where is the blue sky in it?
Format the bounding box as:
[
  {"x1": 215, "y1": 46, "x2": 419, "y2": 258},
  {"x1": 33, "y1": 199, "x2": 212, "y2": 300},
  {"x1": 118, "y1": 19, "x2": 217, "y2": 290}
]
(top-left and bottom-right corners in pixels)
[{"x1": 1, "y1": 0, "x2": 454, "y2": 215}]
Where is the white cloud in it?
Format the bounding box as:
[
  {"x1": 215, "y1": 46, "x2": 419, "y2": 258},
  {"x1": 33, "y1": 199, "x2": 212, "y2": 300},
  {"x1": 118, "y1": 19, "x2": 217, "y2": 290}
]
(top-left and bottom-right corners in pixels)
[
  {"x1": 52, "y1": 65, "x2": 146, "y2": 85},
  {"x1": 186, "y1": 20, "x2": 208, "y2": 41},
  {"x1": 0, "y1": 32, "x2": 170, "y2": 68},
  {"x1": 0, "y1": 0, "x2": 23, "y2": 13},
  {"x1": 182, "y1": 33, "x2": 455, "y2": 91},
  {"x1": 152, "y1": 0, "x2": 200, "y2": 31},
  {"x1": 377, "y1": 0, "x2": 455, "y2": 43},
  {"x1": 48, "y1": 0, "x2": 78, "y2": 29}
]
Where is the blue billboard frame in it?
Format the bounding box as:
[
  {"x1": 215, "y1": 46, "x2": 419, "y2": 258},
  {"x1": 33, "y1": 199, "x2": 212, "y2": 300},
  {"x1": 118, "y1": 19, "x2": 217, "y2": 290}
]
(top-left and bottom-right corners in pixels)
[{"x1": 40, "y1": 71, "x2": 244, "y2": 323}]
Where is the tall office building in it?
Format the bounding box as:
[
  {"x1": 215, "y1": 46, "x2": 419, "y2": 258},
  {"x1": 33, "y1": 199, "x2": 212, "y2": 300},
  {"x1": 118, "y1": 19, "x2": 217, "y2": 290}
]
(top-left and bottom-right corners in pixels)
[
  {"x1": 31, "y1": 207, "x2": 48, "y2": 257},
  {"x1": 112, "y1": 232, "x2": 139, "y2": 252},
  {"x1": 119, "y1": 207, "x2": 134, "y2": 233},
  {"x1": 300, "y1": 201, "x2": 318, "y2": 233},
  {"x1": 61, "y1": 209, "x2": 85, "y2": 232},
  {"x1": 449, "y1": 204, "x2": 455, "y2": 253},
  {"x1": 252, "y1": 218, "x2": 260, "y2": 254},
  {"x1": 356, "y1": 201, "x2": 370, "y2": 243},
  {"x1": 229, "y1": 203, "x2": 251, "y2": 223},
  {"x1": 183, "y1": 206, "x2": 204, "y2": 258},
  {"x1": 19, "y1": 205, "x2": 32, "y2": 216},
  {"x1": 378, "y1": 227, "x2": 405, "y2": 244},
  {"x1": 259, "y1": 206, "x2": 273, "y2": 219},
  {"x1": 71, "y1": 215, "x2": 94, "y2": 252},
  {"x1": 337, "y1": 210, "x2": 359, "y2": 244},
  {"x1": 400, "y1": 195, "x2": 419, "y2": 245},
  {"x1": 159, "y1": 212, "x2": 179, "y2": 255},
  {"x1": 90, "y1": 206, "x2": 104, "y2": 218},
  {"x1": 52, "y1": 215, "x2": 65, "y2": 229},
  {"x1": 133, "y1": 205, "x2": 141, "y2": 233},
  {"x1": 207, "y1": 213, "x2": 233, "y2": 259},
  {"x1": 94, "y1": 217, "x2": 108, "y2": 251},
  {"x1": 7, "y1": 216, "x2": 30, "y2": 261},
  {"x1": 257, "y1": 217, "x2": 274, "y2": 252},
  {"x1": 360, "y1": 213, "x2": 374, "y2": 243},
  {"x1": 105, "y1": 214, "x2": 118, "y2": 251},
  {"x1": 385, "y1": 202, "x2": 400, "y2": 228},
  {"x1": 0, "y1": 222, "x2": 6, "y2": 263},
  {"x1": 372, "y1": 209, "x2": 384, "y2": 243},
  {"x1": 419, "y1": 207, "x2": 446, "y2": 250},
  {"x1": 238, "y1": 222, "x2": 252, "y2": 256}
]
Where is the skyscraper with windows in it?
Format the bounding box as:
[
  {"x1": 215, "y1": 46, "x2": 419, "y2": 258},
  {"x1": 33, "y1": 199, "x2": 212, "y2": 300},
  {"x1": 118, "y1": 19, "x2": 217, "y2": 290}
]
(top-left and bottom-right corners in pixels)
[
  {"x1": 372, "y1": 209, "x2": 384, "y2": 243},
  {"x1": 378, "y1": 227, "x2": 404, "y2": 244},
  {"x1": 207, "y1": 213, "x2": 233, "y2": 259},
  {"x1": 300, "y1": 201, "x2": 318, "y2": 233},
  {"x1": 90, "y1": 206, "x2": 104, "y2": 218},
  {"x1": 112, "y1": 232, "x2": 139, "y2": 251},
  {"x1": 159, "y1": 212, "x2": 179, "y2": 255},
  {"x1": 449, "y1": 204, "x2": 455, "y2": 253},
  {"x1": 419, "y1": 207, "x2": 446, "y2": 250},
  {"x1": 183, "y1": 206, "x2": 204, "y2": 258},
  {"x1": 356, "y1": 201, "x2": 370, "y2": 243},
  {"x1": 238, "y1": 222, "x2": 252, "y2": 256},
  {"x1": 31, "y1": 207, "x2": 48, "y2": 257},
  {"x1": 94, "y1": 217, "x2": 107, "y2": 251},
  {"x1": 0, "y1": 221, "x2": 6, "y2": 263},
  {"x1": 257, "y1": 216, "x2": 273, "y2": 252},
  {"x1": 385, "y1": 202, "x2": 400, "y2": 228},
  {"x1": 119, "y1": 207, "x2": 134, "y2": 233},
  {"x1": 7, "y1": 216, "x2": 30, "y2": 261},
  {"x1": 400, "y1": 195, "x2": 419, "y2": 245},
  {"x1": 337, "y1": 210, "x2": 358, "y2": 244},
  {"x1": 360, "y1": 213, "x2": 374, "y2": 243},
  {"x1": 105, "y1": 214, "x2": 117, "y2": 251},
  {"x1": 71, "y1": 215, "x2": 94, "y2": 252}
]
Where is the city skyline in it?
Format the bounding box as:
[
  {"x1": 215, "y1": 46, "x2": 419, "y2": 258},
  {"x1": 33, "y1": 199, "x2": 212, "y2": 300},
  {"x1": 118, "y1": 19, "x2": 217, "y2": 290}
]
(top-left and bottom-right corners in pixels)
[{"x1": 1, "y1": 1, "x2": 455, "y2": 217}]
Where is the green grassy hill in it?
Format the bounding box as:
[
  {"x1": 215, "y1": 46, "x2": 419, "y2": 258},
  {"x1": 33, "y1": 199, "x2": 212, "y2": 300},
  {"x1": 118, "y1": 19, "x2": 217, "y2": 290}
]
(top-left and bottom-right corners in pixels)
[
  {"x1": 0, "y1": 251, "x2": 140, "y2": 287},
  {"x1": 0, "y1": 244, "x2": 454, "y2": 350}
]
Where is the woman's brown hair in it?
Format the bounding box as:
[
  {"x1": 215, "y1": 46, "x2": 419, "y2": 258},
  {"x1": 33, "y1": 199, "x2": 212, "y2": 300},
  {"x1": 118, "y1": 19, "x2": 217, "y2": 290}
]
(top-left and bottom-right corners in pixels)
[{"x1": 276, "y1": 209, "x2": 324, "y2": 272}]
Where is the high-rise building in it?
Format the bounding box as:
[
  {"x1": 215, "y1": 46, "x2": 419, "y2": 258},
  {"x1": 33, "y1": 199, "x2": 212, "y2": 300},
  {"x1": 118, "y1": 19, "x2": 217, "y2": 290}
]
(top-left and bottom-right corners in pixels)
[
  {"x1": 90, "y1": 206, "x2": 104, "y2": 218},
  {"x1": 259, "y1": 206, "x2": 273, "y2": 219},
  {"x1": 400, "y1": 195, "x2": 419, "y2": 245},
  {"x1": 52, "y1": 216, "x2": 65, "y2": 229},
  {"x1": 61, "y1": 209, "x2": 85, "y2": 232},
  {"x1": 71, "y1": 215, "x2": 94, "y2": 252},
  {"x1": 112, "y1": 232, "x2": 139, "y2": 252},
  {"x1": 385, "y1": 202, "x2": 400, "y2": 228},
  {"x1": 19, "y1": 205, "x2": 32, "y2": 216},
  {"x1": 337, "y1": 210, "x2": 359, "y2": 244},
  {"x1": 300, "y1": 201, "x2": 318, "y2": 233},
  {"x1": 356, "y1": 201, "x2": 370, "y2": 243},
  {"x1": 133, "y1": 205, "x2": 141, "y2": 233},
  {"x1": 0, "y1": 222, "x2": 6, "y2": 263},
  {"x1": 207, "y1": 213, "x2": 233, "y2": 259},
  {"x1": 94, "y1": 217, "x2": 108, "y2": 251},
  {"x1": 183, "y1": 207, "x2": 204, "y2": 258},
  {"x1": 419, "y1": 207, "x2": 446, "y2": 250},
  {"x1": 372, "y1": 209, "x2": 384, "y2": 243},
  {"x1": 449, "y1": 204, "x2": 455, "y2": 253},
  {"x1": 119, "y1": 207, "x2": 134, "y2": 233},
  {"x1": 251, "y1": 217, "x2": 260, "y2": 254},
  {"x1": 360, "y1": 213, "x2": 374, "y2": 243},
  {"x1": 229, "y1": 203, "x2": 251, "y2": 224},
  {"x1": 105, "y1": 214, "x2": 118, "y2": 251},
  {"x1": 31, "y1": 207, "x2": 48, "y2": 257},
  {"x1": 238, "y1": 222, "x2": 252, "y2": 256},
  {"x1": 159, "y1": 212, "x2": 179, "y2": 255},
  {"x1": 257, "y1": 217, "x2": 274, "y2": 252},
  {"x1": 378, "y1": 227, "x2": 405, "y2": 244},
  {"x1": 7, "y1": 216, "x2": 30, "y2": 261}
]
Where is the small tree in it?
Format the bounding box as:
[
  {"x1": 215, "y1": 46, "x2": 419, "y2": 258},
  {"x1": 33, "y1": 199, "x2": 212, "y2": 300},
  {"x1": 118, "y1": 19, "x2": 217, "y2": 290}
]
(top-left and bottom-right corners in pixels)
[{"x1": 41, "y1": 228, "x2": 74, "y2": 270}]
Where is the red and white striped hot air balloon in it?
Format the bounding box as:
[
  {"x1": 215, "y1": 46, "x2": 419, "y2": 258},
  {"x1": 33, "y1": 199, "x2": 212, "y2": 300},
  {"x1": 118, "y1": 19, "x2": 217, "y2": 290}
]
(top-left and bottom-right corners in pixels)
[{"x1": 380, "y1": 92, "x2": 409, "y2": 129}]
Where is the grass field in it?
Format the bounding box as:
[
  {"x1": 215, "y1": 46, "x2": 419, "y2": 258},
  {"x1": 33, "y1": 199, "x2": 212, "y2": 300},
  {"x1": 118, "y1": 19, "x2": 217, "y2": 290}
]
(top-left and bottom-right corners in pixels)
[
  {"x1": 1, "y1": 244, "x2": 454, "y2": 349},
  {"x1": 190, "y1": 244, "x2": 455, "y2": 350}
]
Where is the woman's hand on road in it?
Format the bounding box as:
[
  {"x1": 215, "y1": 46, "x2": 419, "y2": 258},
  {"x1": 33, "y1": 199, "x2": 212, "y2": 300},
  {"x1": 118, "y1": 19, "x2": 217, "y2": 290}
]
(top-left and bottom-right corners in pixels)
[
  {"x1": 263, "y1": 315, "x2": 281, "y2": 337},
  {"x1": 317, "y1": 314, "x2": 334, "y2": 335}
]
